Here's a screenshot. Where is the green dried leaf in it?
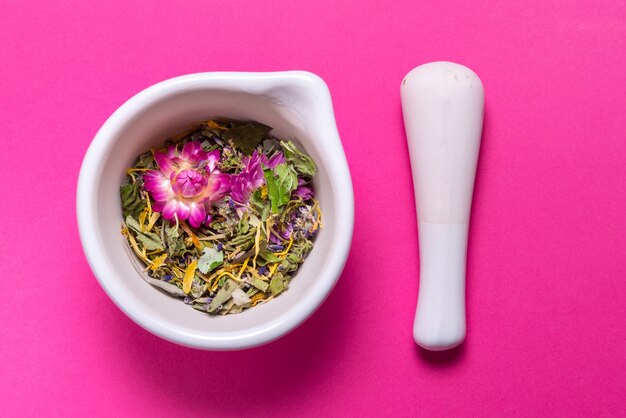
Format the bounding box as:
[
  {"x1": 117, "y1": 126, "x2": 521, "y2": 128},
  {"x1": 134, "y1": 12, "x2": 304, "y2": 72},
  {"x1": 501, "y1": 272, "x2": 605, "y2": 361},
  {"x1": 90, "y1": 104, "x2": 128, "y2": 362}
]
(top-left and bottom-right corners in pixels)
[
  {"x1": 164, "y1": 224, "x2": 186, "y2": 256},
  {"x1": 276, "y1": 164, "x2": 298, "y2": 193},
  {"x1": 220, "y1": 299, "x2": 237, "y2": 315},
  {"x1": 136, "y1": 234, "x2": 165, "y2": 251},
  {"x1": 125, "y1": 216, "x2": 165, "y2": 251},
  {"x1": 223, "y1": 122, "x2": 272, "y2": 155},
  {"x1": 264, "y1": 171, "x2": 280, "y2": 213},
  {"x1": 230, "y1": 230, "x2": 255, "y2": 248},
  {"x1": 269, "y1": 275, "x2": 287, "y2": 296},
  {"x1": 165, "y1": 224, "x2": 179, "y2": 238},
  {"x1": 250, "y1": 189, "x2": 265, "y2": 210},
  {"x1": 120, "y1": 183, "x2": 145, "y2": 218},
  {"x1": 263, "y1": 139, "x2": 281, "y2": 153},
  {"x1": 261, "y1": 205, "x2": 270, "y2": 221},
  {"x1": 281, "y1": 141, "x2": 316, "y2": 177},
  {"x1": 192, "y1": 303, "x2": 209, "y2": 313},
  {"x1": 232, "y1": 240, "x2": 266, "y2": 263},
  {"x1": 259, "y1": 251, "x2": 281, "y2": 263},
  {"x1": 228, "y1": 305, "x2": 245, "y2": 314},
  {"x1": 197, "y1": 246, "x2": 223, "y2": 274},
  {"x1": 264, "y1": 164, "x2": 297, "y2": 214},
  {"x1": 190, "y1": 275, "x2": 207, "y2": 299},
  {"x1": 208, "y1": 279, "x2": 238, "y2": 313},
  {"x1": 125, "y1": 215, "x2": 144, "y2": 233},
  {"x1": 143, "y1": 276, "x2": 185, "y2": 297},
  {"x1": 251, "y1": 277, "x2": 269, "y2": 292},
  {"x1": 137, "y1": 152, "x2": 156, "y2": 169},
  {"x1": 238, "y1": 215, "x2": 250, "y2": 234}
]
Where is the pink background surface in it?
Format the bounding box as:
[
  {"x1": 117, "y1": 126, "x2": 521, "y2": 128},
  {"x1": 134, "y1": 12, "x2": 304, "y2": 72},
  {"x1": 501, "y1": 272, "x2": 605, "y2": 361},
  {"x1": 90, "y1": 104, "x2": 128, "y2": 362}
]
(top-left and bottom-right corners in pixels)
[{"x1": 1, "y1": 1, "x2": 625, "y2": 416}]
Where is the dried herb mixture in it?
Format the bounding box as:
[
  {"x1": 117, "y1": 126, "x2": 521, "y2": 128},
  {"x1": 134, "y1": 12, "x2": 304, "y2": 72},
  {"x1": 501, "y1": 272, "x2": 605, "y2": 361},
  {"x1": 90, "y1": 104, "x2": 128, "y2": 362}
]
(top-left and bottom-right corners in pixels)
[{"x1": 120, "y1": 119, "x2": 321, "y2": 315}]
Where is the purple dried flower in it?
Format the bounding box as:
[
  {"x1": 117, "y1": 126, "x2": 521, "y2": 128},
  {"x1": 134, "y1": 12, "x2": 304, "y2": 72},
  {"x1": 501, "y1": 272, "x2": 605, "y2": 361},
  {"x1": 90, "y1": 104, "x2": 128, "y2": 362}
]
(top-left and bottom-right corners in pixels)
[
  {"x1": 279, "y1": 223, "x2": 293, "y2": 240},
  {"x1": 268, "y1": 233, "x2": 280, "y2": 245},
  {"x1": 293, "y1": 178, "x2": 313, "y2": 200}
]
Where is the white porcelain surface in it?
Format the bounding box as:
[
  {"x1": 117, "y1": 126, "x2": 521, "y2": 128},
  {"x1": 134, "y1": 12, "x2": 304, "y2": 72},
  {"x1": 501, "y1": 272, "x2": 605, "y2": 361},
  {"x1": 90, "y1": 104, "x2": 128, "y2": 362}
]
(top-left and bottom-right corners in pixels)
[
  {"x1": 77, "y1": 71, "x2": 354, "y2": 350},
  {"x1": 401, "y1": 62, "x2": 484, "y2": 351}
]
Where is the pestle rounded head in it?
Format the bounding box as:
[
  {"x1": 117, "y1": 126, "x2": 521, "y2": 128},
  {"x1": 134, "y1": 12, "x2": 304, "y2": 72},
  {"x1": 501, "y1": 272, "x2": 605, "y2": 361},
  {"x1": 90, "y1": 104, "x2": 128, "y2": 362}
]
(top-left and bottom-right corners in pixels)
[{"x1": 401, "y1": 61, "x2": 484, "y2": 101}]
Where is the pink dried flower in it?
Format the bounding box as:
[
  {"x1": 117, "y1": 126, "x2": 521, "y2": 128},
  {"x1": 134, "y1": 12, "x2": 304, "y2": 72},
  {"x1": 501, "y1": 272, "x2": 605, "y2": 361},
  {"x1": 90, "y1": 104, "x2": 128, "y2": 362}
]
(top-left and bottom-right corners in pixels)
[
  {"x1": 230, "y1": 151, "x2": 265, "y2": 204},
  {"x1": 143, "y1": 141, "x2": 230, "y2": 228},
  {"x1": 261, "y1": 151, "x2": 285, "y2": 169}
]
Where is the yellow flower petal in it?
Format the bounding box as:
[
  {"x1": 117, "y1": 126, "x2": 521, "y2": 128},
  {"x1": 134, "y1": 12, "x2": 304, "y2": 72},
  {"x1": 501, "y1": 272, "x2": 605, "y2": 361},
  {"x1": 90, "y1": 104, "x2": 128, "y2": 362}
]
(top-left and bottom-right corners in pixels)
[
  {"x1": 126, "y1": 168, "x2": 150, "y2": 174},
  {"x1": 253, "y1": 225, "x2": 261, "y2": 268},
  {"x1": 207, "y1": 120, "x2": 227, "y2": 130},
  {"x1": 149, "y1": 254, "x2": 168, "y2": 272},
  {"x1": 180, "y1": 221, "x2": 202, "y2": 249},
  {"x1": 123, "y1": 228, "x2": 151, "y2": 265},
  {"x1": 238, "y1": 257, "x2": 251, "y2": 280},
  {"x1": 210, "y1": 271, "x2": 241, "y2": 292},
  {"x1": 182, "y1": 260, "x2": 198, "y2": 294},
  {"x1": 275, "y1": 236, "x2": 293, "y2": 257},
  {"x1": 268, "y1": 263, "x2": 279, "y2": 278},
  {"x1": 138, "y1": 210, "x2": 148, "y2": 232},
  {"x1": 146, "y1": 212, "x2": 160, "y2": 232}
]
